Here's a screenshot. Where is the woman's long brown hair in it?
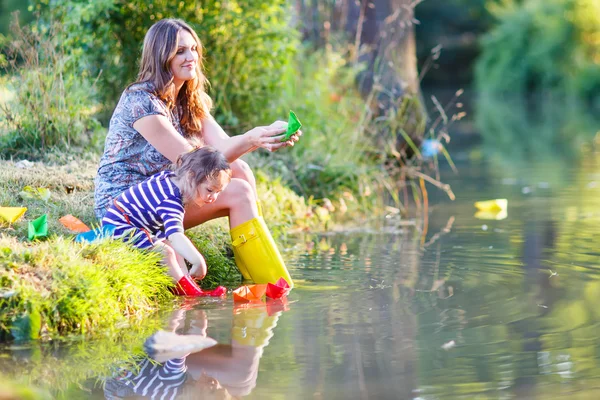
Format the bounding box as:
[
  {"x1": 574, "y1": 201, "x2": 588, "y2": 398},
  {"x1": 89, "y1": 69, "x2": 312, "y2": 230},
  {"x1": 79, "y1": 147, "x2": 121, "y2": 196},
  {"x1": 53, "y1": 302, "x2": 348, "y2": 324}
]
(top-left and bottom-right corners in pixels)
[{"x1": 136, "y1": 19, "x2": 212, "y2": 137}]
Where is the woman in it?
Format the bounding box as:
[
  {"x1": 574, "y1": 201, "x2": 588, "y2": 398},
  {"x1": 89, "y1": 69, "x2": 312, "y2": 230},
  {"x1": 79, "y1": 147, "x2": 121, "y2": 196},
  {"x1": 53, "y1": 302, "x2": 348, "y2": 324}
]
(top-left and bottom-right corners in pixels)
[{"x1": 94, "y1": 18, "x2": 299, "y2": 286}]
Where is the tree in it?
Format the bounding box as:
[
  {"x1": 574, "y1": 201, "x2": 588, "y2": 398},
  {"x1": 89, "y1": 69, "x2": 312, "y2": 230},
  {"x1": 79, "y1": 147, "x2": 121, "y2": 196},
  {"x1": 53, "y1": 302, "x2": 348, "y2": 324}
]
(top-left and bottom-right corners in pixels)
[{"x1": 297, "y1": 0, "x2": 427, "y2": 156}]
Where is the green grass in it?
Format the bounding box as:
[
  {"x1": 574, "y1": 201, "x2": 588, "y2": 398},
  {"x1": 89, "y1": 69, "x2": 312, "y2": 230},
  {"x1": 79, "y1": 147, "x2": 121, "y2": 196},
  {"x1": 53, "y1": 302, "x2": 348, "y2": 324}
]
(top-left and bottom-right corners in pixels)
[{"x1": 0, "y1": 236, "x2": 172, "y2": 340}]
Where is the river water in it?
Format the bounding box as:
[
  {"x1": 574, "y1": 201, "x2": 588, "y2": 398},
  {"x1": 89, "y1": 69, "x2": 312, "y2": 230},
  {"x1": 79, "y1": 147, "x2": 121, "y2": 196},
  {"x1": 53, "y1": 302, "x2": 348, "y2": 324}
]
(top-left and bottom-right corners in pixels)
[{"x1": 3, "y1": 147, "x2": 600, "y2": 399}]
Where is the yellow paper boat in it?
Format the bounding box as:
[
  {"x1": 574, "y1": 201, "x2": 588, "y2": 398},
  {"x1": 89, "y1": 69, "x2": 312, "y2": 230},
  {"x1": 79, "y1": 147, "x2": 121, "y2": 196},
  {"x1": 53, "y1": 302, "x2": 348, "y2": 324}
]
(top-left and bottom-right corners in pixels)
[
  {"x1": 474, "y1": 199, "x2": 507, "y2": 212},
  {"x1": 475, "y1": 209, "x2": 508, "y2": 221},
  {"x1": 0, "y1": 207, "x2": 27, "y2": 223}
]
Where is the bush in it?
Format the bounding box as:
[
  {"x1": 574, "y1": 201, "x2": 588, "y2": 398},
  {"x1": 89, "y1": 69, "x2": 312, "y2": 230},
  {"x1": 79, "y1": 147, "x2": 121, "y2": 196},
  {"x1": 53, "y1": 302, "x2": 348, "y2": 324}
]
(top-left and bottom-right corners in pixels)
[
  {"x1": 476, "y1": 0, "x2": 600, "y2": 102},
  {"x1": 250, "y1": 46, "x2": 377, "y2": 200},
  {"x1": 474, "y1": 0, "x2": 600, "y2": 160},
  {"x1": 0, "y1": 20, "x2": 103, "y2": 159}
]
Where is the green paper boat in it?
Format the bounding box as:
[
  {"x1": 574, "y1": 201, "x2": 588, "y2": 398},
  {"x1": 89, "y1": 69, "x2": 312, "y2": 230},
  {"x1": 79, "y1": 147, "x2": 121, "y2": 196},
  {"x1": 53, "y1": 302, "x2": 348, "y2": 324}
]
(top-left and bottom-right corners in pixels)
[
  {"x1": 28, "y1": 214, "x2": 48, "y2": 241},
  {"x1": 282, "y1": 110, "x2": 302, "y2": 142}
]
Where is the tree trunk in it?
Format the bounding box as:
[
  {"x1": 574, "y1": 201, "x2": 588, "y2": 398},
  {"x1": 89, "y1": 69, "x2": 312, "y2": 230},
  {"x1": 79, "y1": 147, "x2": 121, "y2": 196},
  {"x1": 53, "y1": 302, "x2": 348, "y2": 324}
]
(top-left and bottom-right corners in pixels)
[{"x1": 298, "y1": 0, "x2": 427, "y2": 153}]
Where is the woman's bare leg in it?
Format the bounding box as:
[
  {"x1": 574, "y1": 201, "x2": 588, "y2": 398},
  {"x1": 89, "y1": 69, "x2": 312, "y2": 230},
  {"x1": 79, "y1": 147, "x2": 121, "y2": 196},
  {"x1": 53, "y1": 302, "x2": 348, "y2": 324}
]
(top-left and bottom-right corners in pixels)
[
  {"x1": 183, "y1": 178, "x2": 258, "y2": 230},
  {"x1": 230, "y1": 159, "x2": 258, "y2": 202}
]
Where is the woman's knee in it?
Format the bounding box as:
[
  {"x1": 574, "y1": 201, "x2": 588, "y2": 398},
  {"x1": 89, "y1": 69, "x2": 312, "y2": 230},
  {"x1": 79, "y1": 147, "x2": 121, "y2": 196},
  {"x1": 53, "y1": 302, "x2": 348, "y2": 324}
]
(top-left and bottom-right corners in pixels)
[
  {"x1": 222, "y1": 178, "x2": 255, "y2": 205},
  {"x1": 230, "y1": 159, "x2": 255, "y2": 182}
]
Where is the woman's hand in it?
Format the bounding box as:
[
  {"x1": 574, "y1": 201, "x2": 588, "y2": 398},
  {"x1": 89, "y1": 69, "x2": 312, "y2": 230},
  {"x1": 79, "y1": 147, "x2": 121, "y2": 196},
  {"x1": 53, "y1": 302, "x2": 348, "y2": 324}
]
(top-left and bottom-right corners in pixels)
[
  {"x1": 245, "y1": 120, "x2": 303, "y2": 152},
  {"x1": 268, "y1": 120, "x2": 303, "y2": 149}
]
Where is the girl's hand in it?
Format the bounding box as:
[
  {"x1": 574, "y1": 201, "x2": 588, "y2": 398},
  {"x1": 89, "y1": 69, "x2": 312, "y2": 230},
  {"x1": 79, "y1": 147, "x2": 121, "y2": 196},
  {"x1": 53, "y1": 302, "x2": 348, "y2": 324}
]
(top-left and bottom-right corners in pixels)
[
  {"x1": 245, "y1": 120, "x2": 303, "y2": 152},
  {"x1": 189, "y1": 254, "x2": 207, "y2": 280}
]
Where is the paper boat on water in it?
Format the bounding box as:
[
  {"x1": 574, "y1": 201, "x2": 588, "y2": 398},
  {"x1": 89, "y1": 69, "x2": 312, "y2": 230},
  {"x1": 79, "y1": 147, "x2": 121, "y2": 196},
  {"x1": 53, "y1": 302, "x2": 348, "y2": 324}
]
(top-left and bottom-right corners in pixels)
[
  {"x1": 233, "y1": 284, "x2": 267, "y2": 303},
  {"x1": 474, "y1": 199, "x2": 507, "y2": 212},
  {"x1": 266, "y1": 277, "x2": 291, "y2": 299}
]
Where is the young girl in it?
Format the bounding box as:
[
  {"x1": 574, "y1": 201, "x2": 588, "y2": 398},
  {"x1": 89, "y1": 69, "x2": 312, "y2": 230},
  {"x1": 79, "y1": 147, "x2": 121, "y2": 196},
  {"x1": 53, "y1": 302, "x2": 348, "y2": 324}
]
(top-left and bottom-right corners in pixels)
[{"x1": 102, "y1": 146, "x2": 231, "y2": 297}]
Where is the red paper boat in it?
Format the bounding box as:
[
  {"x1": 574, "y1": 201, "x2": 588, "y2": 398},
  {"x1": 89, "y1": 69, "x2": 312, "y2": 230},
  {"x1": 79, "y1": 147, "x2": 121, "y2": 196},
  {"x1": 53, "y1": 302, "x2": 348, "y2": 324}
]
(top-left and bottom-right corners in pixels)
[
  {"x1": 266, "y1": 278, "x2": 291, "y2": 299},
  {"x1": 233, "y1": 284, "x2": 267, "y2": 303}
]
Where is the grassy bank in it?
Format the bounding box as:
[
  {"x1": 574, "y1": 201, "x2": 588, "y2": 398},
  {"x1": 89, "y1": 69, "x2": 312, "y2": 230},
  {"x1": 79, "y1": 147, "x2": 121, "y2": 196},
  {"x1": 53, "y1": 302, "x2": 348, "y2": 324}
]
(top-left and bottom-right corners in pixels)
[{"x1": 0, "y1": 156, "x2": 347, "y2": 341}]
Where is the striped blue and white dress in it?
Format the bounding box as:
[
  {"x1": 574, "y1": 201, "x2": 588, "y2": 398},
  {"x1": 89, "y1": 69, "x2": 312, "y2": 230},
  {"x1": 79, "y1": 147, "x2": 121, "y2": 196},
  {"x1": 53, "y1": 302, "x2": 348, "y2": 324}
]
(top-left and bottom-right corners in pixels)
[
  {"x1": 103, "y1": 357, "x2": 187, "y2": 400},
  {"x1": 101, "y1": 171, "x2": 185, "y2": 249}
]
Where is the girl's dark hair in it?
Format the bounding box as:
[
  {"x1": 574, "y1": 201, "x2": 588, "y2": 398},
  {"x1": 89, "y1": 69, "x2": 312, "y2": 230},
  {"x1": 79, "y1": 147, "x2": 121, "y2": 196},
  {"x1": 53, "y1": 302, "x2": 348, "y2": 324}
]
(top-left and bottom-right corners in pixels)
[{"x1": 173, "y1": 146, "x2": 231, "y2": 203}]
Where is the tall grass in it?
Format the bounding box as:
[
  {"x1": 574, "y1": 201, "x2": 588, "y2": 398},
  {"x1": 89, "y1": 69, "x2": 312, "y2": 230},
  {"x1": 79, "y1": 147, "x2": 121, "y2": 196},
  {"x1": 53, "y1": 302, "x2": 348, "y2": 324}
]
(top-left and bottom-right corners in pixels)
[{"x1": 0, "y1": 20, "x2": 103, "y2": 159}]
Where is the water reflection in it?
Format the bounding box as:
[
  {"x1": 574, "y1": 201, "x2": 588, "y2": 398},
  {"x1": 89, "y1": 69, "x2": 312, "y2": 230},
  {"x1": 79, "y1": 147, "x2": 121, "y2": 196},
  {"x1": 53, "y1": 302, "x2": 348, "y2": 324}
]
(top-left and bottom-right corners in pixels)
[
  {"x1": 5, "y1": 155, "x2": 600, "y2": 399},
  {"x1": 102, "y1": 300, "x2": 289, "y2": 399}
]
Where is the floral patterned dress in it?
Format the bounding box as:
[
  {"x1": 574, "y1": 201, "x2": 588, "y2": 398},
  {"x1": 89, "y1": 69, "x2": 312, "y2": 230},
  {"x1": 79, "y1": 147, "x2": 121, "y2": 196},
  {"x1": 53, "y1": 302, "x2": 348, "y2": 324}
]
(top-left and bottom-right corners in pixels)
[{"x1": 94, "y1": 82, "x2": 186, "y2": 220}]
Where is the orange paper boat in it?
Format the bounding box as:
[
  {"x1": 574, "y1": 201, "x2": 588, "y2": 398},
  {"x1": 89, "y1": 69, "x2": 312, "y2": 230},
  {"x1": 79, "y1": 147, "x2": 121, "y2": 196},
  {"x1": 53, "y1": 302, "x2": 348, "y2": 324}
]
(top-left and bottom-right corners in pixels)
[
  {"x1": 266, "y1": 277, "x2": 291, "y2": 299},
  {"x1": 59, "y1": 214, "x2": 91, "y2": 233},
  {"x1": 233, "y1": 284, "x2": 267, "y2": 303}
]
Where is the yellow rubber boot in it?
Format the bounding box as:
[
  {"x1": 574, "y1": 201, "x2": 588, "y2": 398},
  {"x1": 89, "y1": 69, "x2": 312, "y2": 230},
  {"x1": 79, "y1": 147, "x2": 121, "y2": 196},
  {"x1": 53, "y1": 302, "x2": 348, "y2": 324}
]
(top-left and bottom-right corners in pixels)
[
  {"x1": 232, "y1": 242, "x2": 252, "y2": 281},
  {"x1": 230, "y1": 201, "x2": 263, "y2": 281},
  {"x1": 230, "y1": 217, "x2": 294, "y2": 287}
]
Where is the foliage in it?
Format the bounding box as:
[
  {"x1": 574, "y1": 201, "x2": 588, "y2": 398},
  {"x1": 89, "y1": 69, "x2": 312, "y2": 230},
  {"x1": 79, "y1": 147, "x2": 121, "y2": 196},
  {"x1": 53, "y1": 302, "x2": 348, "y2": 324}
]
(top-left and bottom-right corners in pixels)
[
  {"x1": 0, "y1": 0, "x2": 34, "y2": 36},
  {"x1": 0, "y1": 19, "x2": 103, "y2": 159},
  {"x1": 475, "y1": 0, "x2": 600, "y2": 159},
  {"x1": 476, "y1": 94, "x2": 600, "y2": 162},
  {"x1": 476, "y1": 0, "x2": 600, "y2": 103},
  {"x1": 249, "y1": 47, "x2": 380, "y2": 207},
  {"x1": 30, "y1": 0, "x2": 299, "y2": 129},
  {"x1": 187, "y1": 221, "x2": 242, "y2": 289}
]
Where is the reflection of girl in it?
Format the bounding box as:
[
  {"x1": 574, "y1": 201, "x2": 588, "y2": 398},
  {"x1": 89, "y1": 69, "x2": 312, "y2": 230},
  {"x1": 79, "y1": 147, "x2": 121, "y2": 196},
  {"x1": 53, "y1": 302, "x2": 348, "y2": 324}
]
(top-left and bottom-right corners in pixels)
[
  {"x1": 93, "y1": 18, "x2": 298, "y2": 285},
  {"x1": 103, "y1": 304, "x2": 286, "y2": 399}
]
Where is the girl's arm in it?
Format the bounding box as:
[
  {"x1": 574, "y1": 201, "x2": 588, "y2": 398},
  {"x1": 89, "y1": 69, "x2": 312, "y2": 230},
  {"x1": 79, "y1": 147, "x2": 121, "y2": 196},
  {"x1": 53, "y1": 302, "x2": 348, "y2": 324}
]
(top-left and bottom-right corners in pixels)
[
  {"x1": 202, "y1": 117, "x2": 300, "y2": 163},
  {"x1": 168, "y1": 232, "x2": 207, "y2": 279}
]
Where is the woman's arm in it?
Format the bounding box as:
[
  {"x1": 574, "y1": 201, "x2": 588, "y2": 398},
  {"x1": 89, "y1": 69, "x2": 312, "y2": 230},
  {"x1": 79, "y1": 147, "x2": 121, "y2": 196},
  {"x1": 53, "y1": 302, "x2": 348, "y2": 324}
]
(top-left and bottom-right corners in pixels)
[
  {"x1": 202, "y1": 117, "x2": 300, "y2": 163},
  {"x1": 133, "y1": 115, "x2": 195, "y2": 162},
  {"x1": 133, "y1": 113, "x2": 301, "y2": 164}
]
